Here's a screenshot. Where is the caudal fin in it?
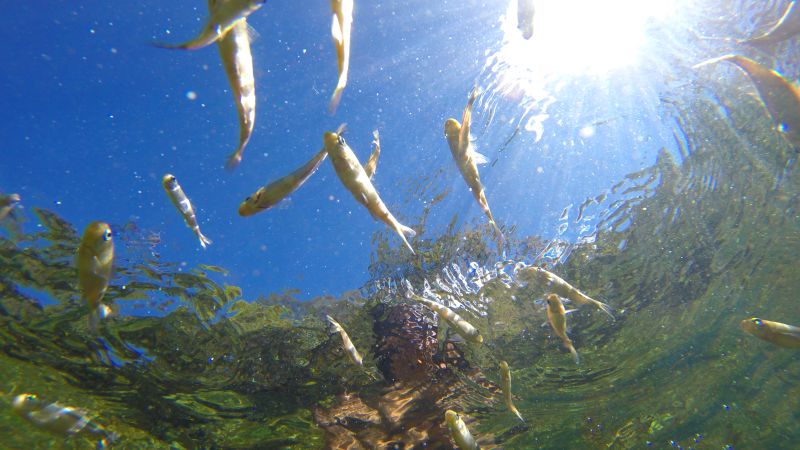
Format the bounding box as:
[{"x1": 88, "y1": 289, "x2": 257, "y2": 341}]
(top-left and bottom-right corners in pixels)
[
  {"x1": 225, "y1": 150, "x2": 243, "y2": 171},
  {"x1": 197, "y1": 231, "x2": 213, "y2": 249},
  {"x1": 88, "y1": 304, "x2": 112, "y2": 334},
  {"x1": 396, "y1": 223, "x2": 417, "y2": 255},
  {"x1": 568, "y1": 343, "x2": 581, "y2": 365},
  {"x1": 593, "y1": 300, "x2": 615, "y2": 321}
]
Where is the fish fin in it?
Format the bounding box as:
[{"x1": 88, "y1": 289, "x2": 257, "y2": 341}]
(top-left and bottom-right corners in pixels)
[
  {"x1": 336, "y1": 123, "x2": 348, "y2": 135},
  {"x1": 396, "y1": 224, "x2": 416, "y2": 255},
  {"x1": 570, "y1": 345, "x2": 581, "y2": 365},
  {"x1": 564, "y1": 309, "x2": 578, "y2": 315},
  {"x1": 197, "y1": 232, "x2": 212, "y2": 249},
  {"x1": 88, "y1": 304, "x2": 112, "y2": 334},
  {"x1": 151, "y1": 31, "x2": 221, "y2": 51},
  {"x1": 513, "y1": 408, "x2": 525, "y2": 422},
  {"x1": 225, "y1": 150, "x2": 244, "y2": 171},
  {"x1": 459, "y1": 88, "x2": 479, "y2": 148},
  {"x1": 365, "y1": 130, "x2": 381, "y2": 179},
  {"x1": 691, "y1": 54, "x2": 735, "y2": 70},
  {"x1": 246, "y1": 23, "x2": 260, "y2": 42},
  {"x1": 471, "y1": 149, "x2": 489, "y2": 165},
  {"x1": 593, "y1": 300, "x2": 615, "y2": 321}
]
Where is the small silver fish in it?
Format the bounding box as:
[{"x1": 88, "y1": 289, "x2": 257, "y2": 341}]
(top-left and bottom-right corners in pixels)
[
  {"x1": 239, "y1": 149, "x2": 328, "y2": 216},
  {"x1": 155, "y1": 0, "x2": 265, "y2": 50},
  {"x1": 323, "y1": 129, "x2": 416, "y2": 254},
  {"x1": 517, "y1": 266, "x2": 615, "y2": 319},
  {"x1": 77, "y1": 222, "x2": 114, "y2": 333},
  {"x1": 546, "y1": 293, "x2": 580, "y2": 364},
  {"x1": 219, "y1": 18, "x2": 257, "y2": 170},
  {"x1": 518, "y1": 0, "x2": 535, "y2": 39},
  {"x1": 162, "y1": 174, "x2": 212, "y2": 249},
  {"x1": 12, "y1": 393, "x2": 117, "y2": 448},
  {"x1": 410, "y1": 294, "x2": 483, "y2": 344},
  {"x1": 499, "y1": 360, "x2": 524, "y2": 421},
  {"x1": 329, "y1": 0, "x2": 354, "y2": 113},
  {"x1": 445, "y1": 410, "x2": 479, "y2": 450},
  {"x1": 327, "y1": 315, "x2": 363, "y2": 365},
  {"x1": 445, "y1": 88, "x2": 504, "y2": 247}
]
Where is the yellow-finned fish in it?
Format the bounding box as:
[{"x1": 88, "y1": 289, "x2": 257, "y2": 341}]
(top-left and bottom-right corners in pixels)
[
  {"x1": 0, "y1": 193, "x2": 21, "y2": 221},
  {"x1": 546, "y1": 293, "x2": 580, "y2": 365},
  {"x1": 499, "y1": 361, "x2": 524, "y2": 421},
  {"x1": 444, "y1": 410, "x2": 479, "y2": 450},
  {"x1": 740, "y1": 317, "x2": 800, "y2": 349},
  {"x1": 238, "y1": 149, "x2": 328, "y2": 216},
  {"x1": 323, "y1": 129, "x2": 416, "y2": 254},
  {"x1": 364, "y1": 129, "x2": 381, "y2": 179},
  {"x1": 444, "y1": 88, "x2": 504, "y2": 246},
  {"x1": 155, "y1": 0, "x2": 265, "y2": 50},
  {"x1": 162, "y1": 174, "x2": 212, "y2": 249},
  {"x1": 517, "y1": 0, "x2": 535, "y2": 39},
  {"x1": 219, "y1": 17, "x2": 257, "y2": 170},
  {"x1": 693, "y1": 54, "x2": 800, "y2": 150},
  {"x1": 740, "y1": 0, "x2": 800, "y2": 47},
  {"x1": 410, "y1": 294, "x2": 483, "y2": 345},
  {"x1": 12, "y1": 393, "x2": 117, "y2": 448},
  {"x1": 326, "y1": 315, "x2": 363, "y2": 365},
  {"x1": 517, "y1": 266, "x2": 615, "y2": 319},
  {"x1": 329, "y1": 0, "x2": 354, "y2": 113},
  {"x1": 77, "y1": 222, "x2": 114, "y2": 333}
]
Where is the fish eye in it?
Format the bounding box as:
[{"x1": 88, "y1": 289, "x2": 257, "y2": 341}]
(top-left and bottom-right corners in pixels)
[
  {"x1": 337, "y1": 135, "x2": 346, "y2": 145},
  {"x1": 752, "y1": 318, "x2": 763, "y2": 327},
  {"x1": 103, "y1": 229, "x2": 112, "y2": 241}
]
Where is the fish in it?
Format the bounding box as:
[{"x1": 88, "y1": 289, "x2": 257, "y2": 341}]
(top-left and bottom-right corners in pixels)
[
  {"x1": 326, "y1": 315, "x2": 364, "y2": 365},
  {"x1": 154, "y1": 0, "x2": 265, "y2": 50},
  {"x1": 0, "y1": 193, "x2": 21, "y2": 221},
  {"x1": 410, "y1": 294, "x2": 483, "y2": 345},
  {"x1": 546, "y1": 293, "x2": 580, "y2": 364},
  {"x1": 323, "y1": 129, "x2": 416, "y2": 254},
  {"x1": 444, "y1": 88, "x2": 504, "y2": 246},
  {"x1": 444, "y1": 410, "x2": 479, "y2": 450},
  {"x1": 238, "y1": 149, "x2": 328, "y2": 216},
  {"x1": 499, "y1": 360, "x2": 524, "y2": 421},
  {"x1": 364, "y1": 129, "x2": 381, "y2": 179},
  {"x1": 739, "y1": 0, "x2": 800, "y2": 47},
  {"x1": 76, "y1": 222, "x2": 114, "y2": 333},
  {"x1": 218, "y1": 18, "x2": 257, "y2": 170},
  {"x1": 12, "y1": 393, "x2": 117, "y2": 448},
  {"x1": 517, "y1": 266, "x2": 615, "y2": 319},
  {"x1": 162, "y1": 174, "x2": 212, "y2": 249},
  {"x1": 517, "y1": 0, "x2": 535, "y2": 39},
  {"x1": 692, "y1": 54, "x2": 800, "y2": 150},
  {"x1": 328, "y1": 0, "x2": 354, "y2": 113},
  {"x1": 740, "y1": 317, "x2": 800, "y2": 349}
]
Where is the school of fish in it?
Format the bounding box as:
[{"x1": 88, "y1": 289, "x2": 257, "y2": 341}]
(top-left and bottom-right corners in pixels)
[{"x1": 2, "y1": 1, "x2": 799, "y2": 448}]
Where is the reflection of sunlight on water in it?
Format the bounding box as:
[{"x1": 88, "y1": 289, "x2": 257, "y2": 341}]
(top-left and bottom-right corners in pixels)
[
  {"x1": 500, "y1": 0, "x2": 676, "y2": 76},
  {"x1": 479, "y1": 0, "x2": 677, "y2": 141}
]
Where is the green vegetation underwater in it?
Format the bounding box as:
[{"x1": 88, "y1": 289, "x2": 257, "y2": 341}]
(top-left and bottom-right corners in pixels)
[{"x1": 1, "y1": 0, "x2": 799, "y2": 449}]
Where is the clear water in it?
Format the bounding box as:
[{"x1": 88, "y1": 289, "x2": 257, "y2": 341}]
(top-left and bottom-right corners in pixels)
[{"x1": 1, "y1": 0, "x2": 798, "y2": 448}]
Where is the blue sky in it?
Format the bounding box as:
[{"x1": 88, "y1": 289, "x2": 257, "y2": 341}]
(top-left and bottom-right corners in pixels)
[{"x1": 1, "y1": 0, "x2": 681, "y2": 302}]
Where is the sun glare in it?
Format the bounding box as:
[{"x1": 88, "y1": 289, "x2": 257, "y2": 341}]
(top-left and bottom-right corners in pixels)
[{"x1": 497, "y1": 0, "x2": 675, "y2": 76}]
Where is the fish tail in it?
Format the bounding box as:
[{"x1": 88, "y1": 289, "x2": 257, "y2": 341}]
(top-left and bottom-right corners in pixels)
[
  {"x1": 568, "y1": 343, "x2": 581, "y2": 365},
  {"x1": 88, "y1": 304, "x2": 112, "y2": 334},
  {"x1": 329, "y1": 86, "x2": 345, "y2": 114},
  {"x1": 225, "y1": 149, "x2": 244, "y2": 171},
  {"x1": 513, "y1": 407, "x2": 525, "y2": 422},
  {"x1": 196, "y1": 230, "x2": 213, "y2": 249},
  {"x1": 593, "y1": 300, "x2": 616, "y2": 321},
  {"x1": 396, "y1": 223, "x2": 416, "y2": 255}
]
